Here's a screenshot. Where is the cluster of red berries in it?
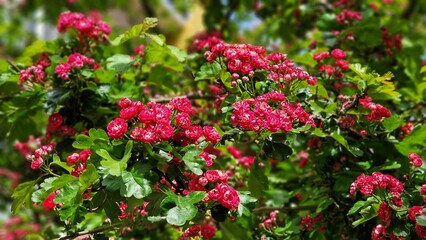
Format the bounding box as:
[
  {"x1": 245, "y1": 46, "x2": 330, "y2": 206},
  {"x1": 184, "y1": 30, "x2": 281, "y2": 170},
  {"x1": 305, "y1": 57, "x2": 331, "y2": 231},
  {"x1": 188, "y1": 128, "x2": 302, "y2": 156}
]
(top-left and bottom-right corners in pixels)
[
  {"x1": 107, "y1": 97, "x2": 221, "y2": 145},
  {"x1": 350, "y1": 172, "x2": 404, "y2": 199},
  {"x1": 313, "y1": 49, "x2": 349, "y2": 78},
  {"x1": 381, "y1": 27, "x2": 402, "y2": 55},
  {"x1": 55, "y1": 53, "x2": 99, "y2": 80},
  {"x1": 66, "y1": 149, "x2": 91, "y2": 177},
  {"x1": 204, "y1": 43, "x2": 317, "y2": 85},
  {"x1": 57, "y1": 11, "x2": 111, "y2": 41},
  {"x1": 231, "y1": 91, "x2": 315, "y2": 132}
]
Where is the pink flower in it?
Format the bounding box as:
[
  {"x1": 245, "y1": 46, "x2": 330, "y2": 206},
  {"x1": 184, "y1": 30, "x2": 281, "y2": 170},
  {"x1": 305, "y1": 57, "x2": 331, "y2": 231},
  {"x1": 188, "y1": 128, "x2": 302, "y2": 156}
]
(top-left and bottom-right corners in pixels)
[
  {"x1": 408, "y1": 206, "x2": 423, "y2": 222},
  {"x1": 31, "y1": 157, "x2": 44, "y2": 170},
  {"x1": 47, "y1": 113, "x2": 63, "y2": 132},
  {"x1": 377, "y1": 202, "x2": 391, "y2": 224},
  {"x1": 175, "y1": 112, "x2": 191, "y2": 129},
  {"x1": 119, "y1": 106, "x2": 139, "y2": 120},
  {"x1": 118, "y1": 98, "x2": 133, "y2": 109},
  {"x1": 106, "y1": 118, "x2": 128, "y2": 139},
  {"x1": 170, "y1": 97, "x2": 193, "y2": 114},
  {"x1": 331, "y1": 49, "x2": 346, "y2": 59},
  {"x1": 313, "y1": 51, "x2": 330, "y2": 62},
  {"x1": 199, "y1": 151, "x2": 213, "y2": 167},
  {"x1": 203, "y1": 126, "x2": 221, "y2": 144},
  {"x1": 66, "y1": 153, "x2": 80, "y2": 165},
  {"x1": 55, "y1": 63, "x2": 71, "y2": 80},
  {"x1": 408, "y1": 153, "x2": 423, "y2": 167},
  {"x1": 371, "y1": 224, "x2": 387, "y2": 240},
  {"x1": 185, "y1": 125, "x2": 203, "y2": 141}
]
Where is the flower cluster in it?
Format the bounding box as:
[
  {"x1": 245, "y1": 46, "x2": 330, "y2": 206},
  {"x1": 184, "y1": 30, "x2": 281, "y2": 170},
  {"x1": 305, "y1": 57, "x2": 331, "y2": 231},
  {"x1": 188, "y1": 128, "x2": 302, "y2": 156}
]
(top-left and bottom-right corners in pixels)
[
  {"x1": 55, "y1": 53, "x2": 97, "y2": 80},
  {"x1": 231, "y1": 91, "x2": 315, "y2": 132},
  {"x1": 116, "y1": 201, "x2": 150, "y2": 220},
  {"x1": 313, "y1": 49, "x2": 349, "y2": 78},
  {"x1": 46, "y1": 113, "x2": 76, "y2": 137},
  {"x1": 377, "y1": 202, "x2": 392, "y2": 225},
  {"x1": 57, "y1": 11, "x2": 111, "y2": 41},
  {"x1": 336, "y1": 10, "x2": 362, "y2": 24},
  {"x1": 204, "y1": 43, "x2": 316, "y2": 85},
  {"x1": 350, "y1": 172, "x2": 404, "y2": 199},
  {"x1": 226, "y1": 146, "x2": 255, "y2": 168},
  {"x1": 66, "y1": 149, "x2": 91, "y2": 177},
  {"x1": 180, "y1": 224, "x2": 217, "y2": 239},
  {"x1": 26, "y1": 142, "x2": 56, "y2": 170},
  {"x1": 107, "y1": 97, "x2": 221, "y2": 145},
  {"x1": 14, "y1": 136, "x2": 43, "y2": 159},
  {"x1": 207, "y1": 183, "x2": 240, "y2": 210},
  {"x1": 258, "y1": 210, "x2": 279, "y2": 229},
  {"x1": 299, "y1": 213, "x2": 324, "y2": 232},
  {"x1": 189, "y1": 30, "x2": 223, "y2": 52},
  {"x1": 408, "y1": 153, "x2": 423, "y2": 168},
  {"x1": 19, "y1": 65, "x2": 45, "y2": 85},
  {"x1": 381, "y1": 27, "x2": 402, "y2": 55},
  {"x1": 399, "y1": 122, "x2": 413, "y2": 138},
  {"x1": 359, "y1": 96, "x2": 391, "y2": 122}
]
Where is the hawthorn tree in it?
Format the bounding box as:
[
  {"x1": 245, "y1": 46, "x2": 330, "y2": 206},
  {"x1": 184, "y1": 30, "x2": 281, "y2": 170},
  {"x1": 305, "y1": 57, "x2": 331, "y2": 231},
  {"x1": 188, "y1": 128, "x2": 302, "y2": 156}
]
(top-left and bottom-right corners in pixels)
[{"x1": 1, "y1": 1, "x2": 426, "y2": 239}]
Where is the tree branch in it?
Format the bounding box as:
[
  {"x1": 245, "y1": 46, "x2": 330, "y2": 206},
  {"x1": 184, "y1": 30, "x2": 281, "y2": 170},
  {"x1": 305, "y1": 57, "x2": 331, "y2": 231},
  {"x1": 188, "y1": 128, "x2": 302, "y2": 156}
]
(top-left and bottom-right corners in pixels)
[
  {"x1": 55, "y1": 223, "x2": 122, "y2": 240},
  {"x1": 252, "y1": 205, "x2": 317, "y2": 214},
  {"x1": 151, "y1": 94, "x2": 216, "y2": 103}
]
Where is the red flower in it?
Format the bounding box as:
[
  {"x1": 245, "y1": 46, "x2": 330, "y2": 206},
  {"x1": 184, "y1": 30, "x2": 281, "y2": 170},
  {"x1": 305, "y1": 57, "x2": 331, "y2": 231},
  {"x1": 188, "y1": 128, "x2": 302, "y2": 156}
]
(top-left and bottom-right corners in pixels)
[
  {"x1": 408, "y1": 206, "x2": 423, "y2": 222},
  {"x1": 42, "y1": 192, "x2": 57, "y2": 211},
  {"x1": 408, "y1": 153, "x2": 423, "y2": 167},
  {"x1": 377, "y1": 202, "x2": 391, "y2": 224},
  {"x1": 106, "y1": 118, "x2": 128, "y2": 139},
  {"x1": 331, "y1": 49, "x2": 346, "y2": 59},
  {"x1": 416, "y1": 224, "x2": 426, "y2": 238},
  {"x1": 201, "y1": 224, "x2": 217, "y2": 239},
  {"x1": 203, "y1": 126, "x2": 221, "y2": 144}
]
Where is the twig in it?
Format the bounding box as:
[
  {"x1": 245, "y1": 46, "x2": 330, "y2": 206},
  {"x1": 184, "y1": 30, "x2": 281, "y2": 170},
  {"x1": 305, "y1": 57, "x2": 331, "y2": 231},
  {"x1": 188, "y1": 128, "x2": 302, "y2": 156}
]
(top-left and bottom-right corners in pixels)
[
  {"x1": 252, "y1": 205, "x2": 317, "y2": 214},
  {"x1": 6, "y1": 58, "x2": 20, "y2": 72},
  {"x1": 55, "y1": 223, "x2": 122, "y2": 240},
  {"x1": 401, "y1": 0, "x2": 418, "y2": 19},
  {"x1": 340, "y1": 93, "x2": 363, "y2": 115}
]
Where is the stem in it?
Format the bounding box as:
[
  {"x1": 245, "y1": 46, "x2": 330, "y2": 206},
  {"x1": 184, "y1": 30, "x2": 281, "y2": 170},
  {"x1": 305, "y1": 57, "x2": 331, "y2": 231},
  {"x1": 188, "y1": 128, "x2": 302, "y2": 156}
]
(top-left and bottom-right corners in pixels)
[
  {"x1": 6, "y1": 58, "x2": 20, "y2": 72},
  {"x1": 252, "y1": 205, "x2": 317, "y2": 214},
  {"x1": 55, "y1": 223, "x2": 122, "y2": 240}
]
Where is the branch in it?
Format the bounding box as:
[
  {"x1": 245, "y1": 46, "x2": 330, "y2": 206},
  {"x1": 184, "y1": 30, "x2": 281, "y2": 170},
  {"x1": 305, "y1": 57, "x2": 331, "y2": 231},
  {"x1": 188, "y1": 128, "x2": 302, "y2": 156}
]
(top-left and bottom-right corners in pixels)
[
  {"x1": 6, "y1": 58, "x2": 20, "y2": 72},
  {"x1": 252, "y1": 205, "x2": 317, "y2": 214},
  {"x1": 55, "y1": 223, "x2": 122, "y2": 240},
  {"x1": 340, "y1": 93, "x2": 363, "y2": 115},
  {"x1": 401, "y1": 0, "x2": 419, "y2": 19}
]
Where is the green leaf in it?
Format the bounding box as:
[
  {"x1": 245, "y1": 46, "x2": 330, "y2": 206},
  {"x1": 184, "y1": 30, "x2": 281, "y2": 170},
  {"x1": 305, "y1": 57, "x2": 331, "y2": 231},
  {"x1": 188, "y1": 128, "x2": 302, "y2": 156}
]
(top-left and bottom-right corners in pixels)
[
  {"x1": 11, "y1": 180, "x2": 37, "y2": 214},
  {"x1": 248, "y1": 161, "x2": 269, "y2": 198},
  {"x1": 184, "y1": 191, "x2": 207, "y2": 205},
  {"x1": 352, "y1": 206, "x2": 377, "y2": 227},
  {"x1": 98, "y1": 142, "x2": 133, "y2": 177},
  {"x1": 54, "y1": 181, "x2": 82, "y2": 207},
  {"x1": 166, "y1": 204, "x2": 198, "y2": 226},
  {"x1": 73, "y1": 134, "x2": 93, "y2": 149},
  {"x1": 309, "y1": 83, "x2": 329, "y2": 100},
  {"x1": 416, "y1": 215, "x2": 426, "y2": 227},
  {"x1": 50, "y1": 154, "x2": 73, "y2": 172},
  {"x1": 396, "y1": 125, "x2": 426, "y2": 156},
  {"x1": 181, "y1": 144, "x2": 205, "y2": 175},
  {"x1": 331, "y1": 132, "x2": 363, "y2": 157},
  {"x1": 106, "y1": 54, "x2": 136, "y2": 74},
  {"x1": 119, "y1": 171, "x2": 152, "y2": 199},
  {"x1": 348, "y1": 197, "x2": 376, "y2": 215},
  {"x1": 293, "y1": 52, "x2": 317, "y2": 67},
  {"x1": 263, "y1": 134, "x2": 293, "y2": 161},
  {"x1": 194, "y1": 62, "x2": 221, "y2": 81},
  {"x1": 220, "y1": 220, "x2": 253, "y2": 240},
  {"x1": 79, "y1": 164, "x2": 99, "y2": 191},
  {"x1": 111, "y1": 18, "x2": 158, "y2": 45}
]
